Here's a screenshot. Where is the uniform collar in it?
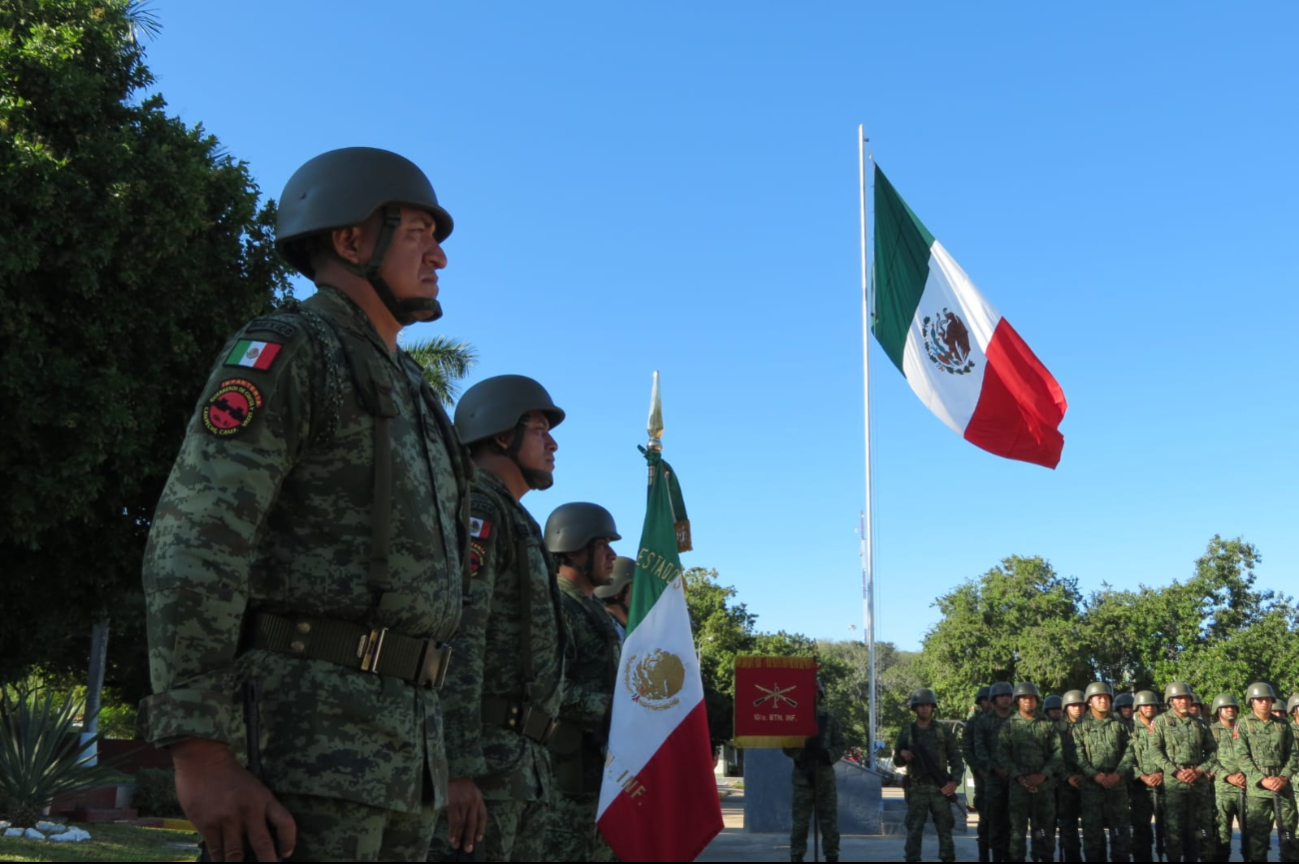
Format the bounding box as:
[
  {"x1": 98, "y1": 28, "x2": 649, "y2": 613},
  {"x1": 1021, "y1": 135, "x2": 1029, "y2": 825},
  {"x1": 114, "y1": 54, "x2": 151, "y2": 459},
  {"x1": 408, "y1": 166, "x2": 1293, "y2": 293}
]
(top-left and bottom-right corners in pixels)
[{"x1": 308, "y1": 285, "x2": 398, "y2": 360}]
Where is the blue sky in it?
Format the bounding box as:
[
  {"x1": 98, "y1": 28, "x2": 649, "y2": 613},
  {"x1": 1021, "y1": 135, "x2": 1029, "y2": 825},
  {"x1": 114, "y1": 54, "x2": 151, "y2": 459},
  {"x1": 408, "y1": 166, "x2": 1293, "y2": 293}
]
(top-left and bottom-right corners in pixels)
[{"x1": 143, "y1": 2, "x2": 1298, "y2": 651}]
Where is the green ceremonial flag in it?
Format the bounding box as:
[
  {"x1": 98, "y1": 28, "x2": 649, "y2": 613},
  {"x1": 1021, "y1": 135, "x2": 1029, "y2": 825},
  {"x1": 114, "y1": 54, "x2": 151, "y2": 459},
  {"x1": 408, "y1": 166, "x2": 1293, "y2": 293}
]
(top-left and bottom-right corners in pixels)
[{"x1": 625, "y1": 446, "x2": 690, "y2": 635}]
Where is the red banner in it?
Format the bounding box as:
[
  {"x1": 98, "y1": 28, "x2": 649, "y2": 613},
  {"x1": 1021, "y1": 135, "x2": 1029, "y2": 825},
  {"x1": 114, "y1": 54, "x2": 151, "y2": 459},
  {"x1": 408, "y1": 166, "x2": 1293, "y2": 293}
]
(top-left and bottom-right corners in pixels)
[{"x1": 732, "y1": 656, "x2": 818, "y2": 747}]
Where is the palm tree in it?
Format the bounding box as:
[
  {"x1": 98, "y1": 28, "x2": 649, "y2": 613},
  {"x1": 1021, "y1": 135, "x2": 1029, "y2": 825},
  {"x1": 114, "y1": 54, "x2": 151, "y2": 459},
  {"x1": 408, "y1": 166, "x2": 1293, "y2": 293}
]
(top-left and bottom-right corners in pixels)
[{"x1": 403, "y1": 336, "x2": 478, "y2": 406}]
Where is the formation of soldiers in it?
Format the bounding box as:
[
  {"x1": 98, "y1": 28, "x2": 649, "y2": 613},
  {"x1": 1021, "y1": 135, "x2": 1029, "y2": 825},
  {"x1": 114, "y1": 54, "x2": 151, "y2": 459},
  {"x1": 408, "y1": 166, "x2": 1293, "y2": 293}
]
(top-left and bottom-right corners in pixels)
[
  {"x1": 141, "y1": 148, "x2": 633, "y2": 862},
  {"x1": 948, "y1": 679, "x2": 1299, "y2": 863}
]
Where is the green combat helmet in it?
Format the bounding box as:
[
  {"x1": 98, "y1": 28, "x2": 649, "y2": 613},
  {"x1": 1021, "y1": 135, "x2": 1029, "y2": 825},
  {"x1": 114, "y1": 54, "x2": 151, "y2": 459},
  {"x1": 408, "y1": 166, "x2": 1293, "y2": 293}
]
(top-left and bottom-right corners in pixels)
[
  {"x1": 1164, "y1": 681, "x2": 1194, "y2": 702},
  {"x1": 1134, "y1": 691, "x2": 1161, "y2": 709},
  {"x1": 544, "y1": 503, "x2": 622, "y2": 554},
  {"x1": 277, "y1": 147, "x2": 454, "y2": 323},
  {"x1": 1287, "y1": 693, "x2": 1299, "y2": 715},
  {"x1": 1013, "y1": 682, "x2": 1041, "y2": 700},
  {"x1": 594, "y1": 556, "x2": 636, "y2": 600},
  {"x1": 1043, "y1": 695, "x2": 1063, "y2": 712},
  {"x1": 975, "y1": 685, "x2": 991, "y2": 703},
  {"x1": 909, "y1": 688, "x2": 938, "y2": 710},
  {"x1": 1114, "y1": 693, "x2": 1134, "y2": 711},
  {"x1": 1211, "y1": 694, "x2": 1238, "y2": 716},
  {"x1": 1245, "y1": 682, "x2": 1277, "y2": 702},
  {"x1": 1062, "y1": 690, "x2": 1086, "y2": 708},
  {"x1": 989, "y1": 682, "x2": 1014, "y2": 699},
  {"x1": 1085, "y1": 682, "x2": 1115, "y2": 703},
  {"x1": 454, "y1": 375, "x2": 565, "y2": 444}
]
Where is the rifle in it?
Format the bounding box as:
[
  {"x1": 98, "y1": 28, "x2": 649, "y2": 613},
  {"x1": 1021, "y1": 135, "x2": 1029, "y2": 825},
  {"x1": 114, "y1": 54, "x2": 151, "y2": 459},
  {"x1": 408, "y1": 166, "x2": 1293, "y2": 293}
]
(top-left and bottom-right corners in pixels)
[
  {"x1": 1150, "y1": 782, "x2": 1166, "y2": 863},
  {"x1": 908, "y1": 722, "x2": 969, "y2": 816}
]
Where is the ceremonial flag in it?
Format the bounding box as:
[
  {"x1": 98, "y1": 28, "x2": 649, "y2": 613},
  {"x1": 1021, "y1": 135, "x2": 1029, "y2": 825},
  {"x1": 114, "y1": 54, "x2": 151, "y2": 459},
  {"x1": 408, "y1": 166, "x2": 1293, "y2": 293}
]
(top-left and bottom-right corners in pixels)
[
  {"x1": 733, "y1": 656, "x2": 818, "y2": 747},
  {"x1": 597, "y1": 376, "x2": 722, "y2": 862},
  {"x1": 872, "y1": 164, "x2": 1068, "y2": 468}
]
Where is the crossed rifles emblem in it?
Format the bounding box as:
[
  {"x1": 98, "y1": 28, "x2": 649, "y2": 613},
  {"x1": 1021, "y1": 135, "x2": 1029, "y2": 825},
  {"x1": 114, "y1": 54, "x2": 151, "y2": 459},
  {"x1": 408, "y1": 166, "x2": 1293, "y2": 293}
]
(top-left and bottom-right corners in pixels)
[{"x1": 753, "y1": 682, "x2": 799, "y2": 709}]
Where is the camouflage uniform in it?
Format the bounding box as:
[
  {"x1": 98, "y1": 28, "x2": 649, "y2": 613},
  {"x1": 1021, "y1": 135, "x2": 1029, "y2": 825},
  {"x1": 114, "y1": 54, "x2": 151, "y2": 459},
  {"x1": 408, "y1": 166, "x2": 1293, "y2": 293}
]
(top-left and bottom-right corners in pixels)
[
  {"x1": 1208, "y1": 717, "x2": 1243, "y2": 863},
  {"x1": 429, "y1": 469, "x2": 564, "y2": 862},
  {"x1": 545, "y1": 578, "x2": 622, "y2": 862},
  {"x1": 1055, "y1": 714, "x2": 1083, "y2": 862},
  {"x1": 786, "y1": 709, "x2": 847, "y2": 863},
  {"x1": 142, "y1": 286, "x2": 471, "y2": 861},
  {"x1": 895, "y1": 720, "x2": 964, "y2": 863},
  {"x1": 974, "y1": 709, "x2": 1015, "y2": 861},
  {"x1": 1073, "y1": 713, "x2": 1135, "y2": 862},
  {"x1": 1153, "y1": 712, "x2": 1217, "y2": 862},
  {"x1": 996, "y1": 713, "x2": 1063, "y2": 863},
  {"x1": 1234, "y1": 712, "x2": 1299, "y2": 863},
  {"x1": 1131, "y1": 711, "x2": 1165, "y2": 863}
]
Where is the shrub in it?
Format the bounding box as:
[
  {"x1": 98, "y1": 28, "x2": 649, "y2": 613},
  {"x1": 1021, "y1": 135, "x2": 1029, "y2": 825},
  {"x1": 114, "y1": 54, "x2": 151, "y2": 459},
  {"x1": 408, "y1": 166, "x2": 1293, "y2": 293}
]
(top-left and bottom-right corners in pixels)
[{"x1": 131, "y1": 768, "x2": 183, "y2": 818}]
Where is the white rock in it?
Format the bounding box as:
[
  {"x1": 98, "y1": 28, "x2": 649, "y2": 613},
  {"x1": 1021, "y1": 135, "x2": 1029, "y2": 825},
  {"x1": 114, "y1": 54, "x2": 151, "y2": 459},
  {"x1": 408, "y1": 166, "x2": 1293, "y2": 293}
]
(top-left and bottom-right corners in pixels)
[
  {"x1": 3, "y1": 827, "x2": 24, "y2": 837},
  {"x1": 0, "y1": 820, "x2": 9, "y2": 830},
  {"x1": 48, "y1": 827, "x2": 91, "y2": 842},
  {"x1": 23, "y1": 827, "x2": 46, "y2": 839},
  {"x1": 35, "y1": 821, "x2": 63, "y2": 833}
]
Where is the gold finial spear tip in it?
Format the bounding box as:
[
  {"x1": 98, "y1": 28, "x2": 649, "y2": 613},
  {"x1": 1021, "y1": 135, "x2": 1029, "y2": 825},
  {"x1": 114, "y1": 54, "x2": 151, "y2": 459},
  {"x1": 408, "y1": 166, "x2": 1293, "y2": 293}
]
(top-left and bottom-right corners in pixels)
[{"x1": 647, "y1": 370, "x2": 663, "y2": 451}]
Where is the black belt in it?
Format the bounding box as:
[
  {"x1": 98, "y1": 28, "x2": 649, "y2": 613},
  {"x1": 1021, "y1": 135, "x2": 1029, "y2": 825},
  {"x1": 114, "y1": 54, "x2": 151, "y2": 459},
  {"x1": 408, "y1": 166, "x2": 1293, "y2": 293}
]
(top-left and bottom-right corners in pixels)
[
  {"x1": 246, "y1": 611, "x2": 451, "y2": 689},
  {"x1": 482, "y1": 695, "x2": 564, "y2": 746}
]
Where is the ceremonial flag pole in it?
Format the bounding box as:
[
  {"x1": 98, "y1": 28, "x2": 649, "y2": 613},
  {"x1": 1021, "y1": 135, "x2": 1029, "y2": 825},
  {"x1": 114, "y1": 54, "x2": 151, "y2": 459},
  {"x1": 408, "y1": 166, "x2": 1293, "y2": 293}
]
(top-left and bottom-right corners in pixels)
[
  {"x1": 596, "y1": 372, "x2": 723, "y2": 862},
  {"x1": 858, "y1": 124, "x2": 879, "y2": 770}
]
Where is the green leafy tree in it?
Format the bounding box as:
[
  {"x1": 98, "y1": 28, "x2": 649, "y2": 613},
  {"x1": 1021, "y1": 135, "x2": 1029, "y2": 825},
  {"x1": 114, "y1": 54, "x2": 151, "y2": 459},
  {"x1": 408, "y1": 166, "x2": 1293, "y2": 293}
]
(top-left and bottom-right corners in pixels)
[
  {"x1": 403, "y1": 335, "x2": 478, "y2": 405},
  {"x1": 0, "y1": 0, "x2": 290, "y2": 700}
]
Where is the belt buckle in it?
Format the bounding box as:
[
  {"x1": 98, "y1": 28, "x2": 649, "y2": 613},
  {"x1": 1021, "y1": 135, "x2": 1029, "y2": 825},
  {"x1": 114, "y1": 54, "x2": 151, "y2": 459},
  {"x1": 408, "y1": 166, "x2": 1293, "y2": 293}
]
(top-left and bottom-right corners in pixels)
[
  {"x1": 417, "y1": 641, "x2": 452, "y2": 689},
  {"x1": 358, "y1": 627, "x2": 388, "y2": 673}
]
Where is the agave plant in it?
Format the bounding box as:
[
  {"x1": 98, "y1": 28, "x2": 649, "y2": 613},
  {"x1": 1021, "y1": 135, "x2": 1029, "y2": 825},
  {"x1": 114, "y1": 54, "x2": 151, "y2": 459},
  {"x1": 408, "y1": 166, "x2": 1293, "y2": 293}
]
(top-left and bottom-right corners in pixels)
[{"x1": 0, "y1": 690, "x2": 121, "y2": 828}]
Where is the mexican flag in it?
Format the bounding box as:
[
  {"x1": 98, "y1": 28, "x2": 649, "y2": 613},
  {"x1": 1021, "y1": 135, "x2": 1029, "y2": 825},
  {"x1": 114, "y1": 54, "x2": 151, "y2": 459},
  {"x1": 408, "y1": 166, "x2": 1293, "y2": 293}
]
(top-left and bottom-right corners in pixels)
[
  {"x1": 596, "y1": 447, "x2": 722, "y2": 861},
  {"x1": 872, "y1": 164, "x2": 1068, "y2": 468}
]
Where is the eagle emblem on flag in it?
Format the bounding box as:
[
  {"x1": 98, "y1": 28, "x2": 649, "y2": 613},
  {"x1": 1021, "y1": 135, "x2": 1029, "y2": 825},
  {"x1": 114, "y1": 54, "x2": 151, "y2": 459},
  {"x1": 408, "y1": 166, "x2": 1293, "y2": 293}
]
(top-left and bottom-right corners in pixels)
[{"x1": 922, "y1": 307, "x2": 976, "y2": 375}]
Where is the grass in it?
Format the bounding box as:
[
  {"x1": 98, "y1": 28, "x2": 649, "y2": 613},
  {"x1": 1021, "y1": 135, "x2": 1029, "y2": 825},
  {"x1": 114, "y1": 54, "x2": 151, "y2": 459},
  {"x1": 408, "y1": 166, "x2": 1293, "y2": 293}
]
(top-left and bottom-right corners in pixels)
[{"x1": 0, "y1": 823, "x2": 199, "y2": 862}]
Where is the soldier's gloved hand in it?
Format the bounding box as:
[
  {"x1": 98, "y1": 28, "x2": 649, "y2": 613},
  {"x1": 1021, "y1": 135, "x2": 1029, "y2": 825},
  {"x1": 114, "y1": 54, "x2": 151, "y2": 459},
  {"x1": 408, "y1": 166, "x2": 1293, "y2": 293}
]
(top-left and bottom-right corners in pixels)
[
  {"x1": 172, "y1": 737, "x2": 296, "y2": 862},
  {"x1": 940, "y1": 781, "x2": 958, "y2": 797},
  {"x1": 446, "y1": 777, "x2": 488, "y2": 852},
  {"x1": 1226, "y1": 772, "x2": 1246, "y2": 789}
]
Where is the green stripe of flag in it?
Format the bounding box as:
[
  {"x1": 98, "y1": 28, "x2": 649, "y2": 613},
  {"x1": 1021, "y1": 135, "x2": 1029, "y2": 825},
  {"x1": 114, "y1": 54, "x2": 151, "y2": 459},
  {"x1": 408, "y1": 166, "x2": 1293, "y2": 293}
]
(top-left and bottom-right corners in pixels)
[{"x1": 872, "y1": 165, "x2": 935, "y2": 372}]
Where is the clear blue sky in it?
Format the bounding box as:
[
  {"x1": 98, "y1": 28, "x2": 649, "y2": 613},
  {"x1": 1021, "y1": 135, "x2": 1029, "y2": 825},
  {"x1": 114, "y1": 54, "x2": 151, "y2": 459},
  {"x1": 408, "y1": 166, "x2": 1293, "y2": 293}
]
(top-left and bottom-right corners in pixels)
[{"x1": 143, "y1": 2, "x2": 1299, "y2": 651}]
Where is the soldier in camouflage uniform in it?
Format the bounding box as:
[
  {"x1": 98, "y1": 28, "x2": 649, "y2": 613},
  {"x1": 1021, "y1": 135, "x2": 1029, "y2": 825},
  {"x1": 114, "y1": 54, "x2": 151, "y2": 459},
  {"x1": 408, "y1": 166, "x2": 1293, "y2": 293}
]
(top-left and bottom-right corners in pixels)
[
  {"x1": 1073, "y1": 682, "x2": 1135, "y2": 863},
  {"x1": 785, "y1": 684, "x2": 847, "y2": 863},
  {"x1": 1208, "y1": 694, "x2": 1244, "y2": 863},
  {"x1": 1056, "y1": 690, "x2": 1086, "y2": 863},
  {"x1": 1234, "y1": 682, "x2": 1298, "y2": 863},
  {"x1": 142, "y1": 147, "x2": 472, "y2": 861},
  {"x1": 974, "y1": 681, "x2": 1017, "y2": 863},
  {"x1": 1153, "y1": 681, "x2": 1217, "y2": 863},
  {"x1": 594, "y1": 556, "x2": 636, "y2": 642},
  {"x1": 894, "y1": 688, "x2": 964, "y2": 863},
  {"x1": 1131, "y1": 690, "x2": 1165, "y2": 863},
  {"x1": 428, "y1": 376, "x2": 567, "y2": 862},
  {"x1": 996, "y1": 683, "x2": 1062, "y2": 863},
  {"x1": 963, "y1": 686, "x2": 992, "y2": 863},
  {"x1": 545, "y1": 503, "x2": 624, "y2": 862},
  {"x1": 1116, "y1": 692, "x2": 1136, "y2": 726}
]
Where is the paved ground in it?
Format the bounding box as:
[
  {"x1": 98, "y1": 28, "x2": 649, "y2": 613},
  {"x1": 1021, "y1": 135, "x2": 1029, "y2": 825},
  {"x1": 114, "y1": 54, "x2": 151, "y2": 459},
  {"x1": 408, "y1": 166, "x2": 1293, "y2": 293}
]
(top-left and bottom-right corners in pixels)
[{"x1": 697, "y1": 779, "x2": 1258, "y2": 862}]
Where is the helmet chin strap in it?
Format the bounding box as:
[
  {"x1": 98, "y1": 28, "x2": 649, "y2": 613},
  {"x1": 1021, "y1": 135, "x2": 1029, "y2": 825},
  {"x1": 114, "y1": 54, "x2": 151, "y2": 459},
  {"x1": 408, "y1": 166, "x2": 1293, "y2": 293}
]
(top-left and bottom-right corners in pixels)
[{"x1": 340, "y1": 205, "x2": 442, "y2": 325}]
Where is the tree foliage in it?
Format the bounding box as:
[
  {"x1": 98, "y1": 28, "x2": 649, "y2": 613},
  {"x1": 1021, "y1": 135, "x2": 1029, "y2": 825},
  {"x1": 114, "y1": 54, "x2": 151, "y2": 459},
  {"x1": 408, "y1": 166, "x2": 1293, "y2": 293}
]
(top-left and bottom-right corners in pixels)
[
  {"x1": 403, "y1": 335, "x2": 478, "y2": 406},
  {"x1": 0, "y1": 0, "x2": 290, "y2": 698}
]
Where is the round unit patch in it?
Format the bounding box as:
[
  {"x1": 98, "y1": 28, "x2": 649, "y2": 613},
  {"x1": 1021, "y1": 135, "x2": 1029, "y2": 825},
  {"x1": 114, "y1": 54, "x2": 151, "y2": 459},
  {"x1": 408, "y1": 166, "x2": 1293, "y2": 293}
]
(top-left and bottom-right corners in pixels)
[{"x1": 202, "y1": 378, "x2": 264, "y2": 437}]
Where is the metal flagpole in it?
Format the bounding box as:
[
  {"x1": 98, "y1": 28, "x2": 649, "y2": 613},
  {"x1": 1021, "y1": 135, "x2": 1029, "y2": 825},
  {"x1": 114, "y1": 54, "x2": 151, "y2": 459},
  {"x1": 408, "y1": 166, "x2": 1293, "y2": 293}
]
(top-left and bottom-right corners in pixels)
[{"x1": 857, "y1": 124, "x2": 878, "y2": 771}]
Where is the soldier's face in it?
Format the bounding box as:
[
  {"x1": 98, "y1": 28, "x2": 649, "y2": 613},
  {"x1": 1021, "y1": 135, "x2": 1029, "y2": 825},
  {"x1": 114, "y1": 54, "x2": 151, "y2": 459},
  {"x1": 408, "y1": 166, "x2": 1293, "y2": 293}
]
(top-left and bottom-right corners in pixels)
[
  {"x1": 1170, "y1": 695, "x2": 1191, "y2": 717},
  {"x1": 1046, "y1": 708, "x2": 1062, "y2": 721},
  {"x1": 993, "y1": 694, "x2": 1012, "y2": 712},
  {"x1": 1017, "y1": 696, "x2": 1037, "y2": 718},
  {"x1": 1066, "y1": 704, "x2": 1084, "y2": 721},
  {"x1": 914, "y1": 703, "x2": 934, "y2": 721},
  {"x1": 1139, "y1": 704, "x2": 1158, "y2": 721},
  {"x1": 1252, "y1": 697, "x2": 1272, "y2": 721},
  {"x1": 513, "y1": 411, "x2": 557, "y2": 490},
  {"x1": 588, "y1": 536, "x2": 618, "y2": 586},
  {"x1": 1089, "y1": 694, "x2": 1111, "y2": 717},
  {"x1": 374, "y1": 206, "x2": 447, "y2": 319},
  {"x1": 1218, "y1": 706, "x2": 1236, "y2": 722}
]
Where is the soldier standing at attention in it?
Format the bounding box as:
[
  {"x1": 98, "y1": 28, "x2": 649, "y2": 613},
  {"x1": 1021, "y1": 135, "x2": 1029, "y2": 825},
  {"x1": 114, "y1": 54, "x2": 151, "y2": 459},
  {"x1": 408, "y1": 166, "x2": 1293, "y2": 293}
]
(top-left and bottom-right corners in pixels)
[
  {"x1": 996, "y1": 683, "x2": 1062, "y2": 863},
  {"x1": 1208, "y1": 694, "x2": 1245, "y2": 863},
  {"x1": 429, "y1": 376, "x2": 567, "y2": 862},
  {"x1": 1073, "y1": 682, "x2": 1135, "y2": 863},
  {"x1": 1131, "y1": 690, "x2": 1166, "y2": 863},
  {"x1": 1044, "y1": 695, "x2": 1064, "y2": 724},
  {"x1": 963, "y1": 686, "x2": 992, "y2": 864},
  {"x1": 594, "y1": 556, "x2": 636, "y2": 641},
  {"x1": 1056, "y1": 690, "x2": 1086, "y2": 863},
  {"x1": 894, "y1": 688, "x2": 964, "y2": 864},
  {"x1": 142, "y1": 148, "x2": 472, "y2": 862},
  {"x1": 545, "y1": 503, "x2": 624, "y2": 862},
  {"x1": 975, "y1": 682, "x2": 1017, "y2": 863},
  {"x1": 784, "y1": 683, "x2": 847, "y2": 864},
  {"x1": 1235, "y1": 682, "x2": 1298, "y2": 863},
  {"x1": 1153, "y1": 681, "x2": 1218, "y2": 863}
]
